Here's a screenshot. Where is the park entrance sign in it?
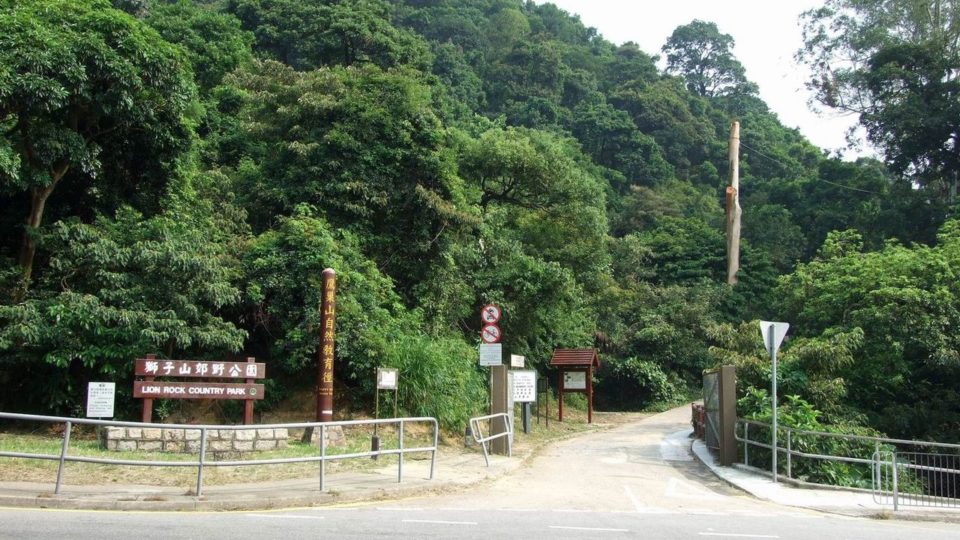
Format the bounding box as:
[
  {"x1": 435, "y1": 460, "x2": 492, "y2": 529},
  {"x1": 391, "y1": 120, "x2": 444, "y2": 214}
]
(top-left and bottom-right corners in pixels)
[{"x1": 134, "y1": 354, "x2": 266, "y2": 424}]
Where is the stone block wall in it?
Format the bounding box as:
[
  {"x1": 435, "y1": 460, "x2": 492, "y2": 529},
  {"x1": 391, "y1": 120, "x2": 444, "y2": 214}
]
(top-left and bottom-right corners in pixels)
[{"x1": 99, "y1": 427, "x2": 289, "y2": 453}]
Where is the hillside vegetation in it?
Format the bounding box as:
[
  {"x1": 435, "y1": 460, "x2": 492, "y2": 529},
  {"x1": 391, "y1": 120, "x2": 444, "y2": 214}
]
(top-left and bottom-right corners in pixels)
[{"x1": 1, "y1": 0, "x2": 958, "y2": 442}]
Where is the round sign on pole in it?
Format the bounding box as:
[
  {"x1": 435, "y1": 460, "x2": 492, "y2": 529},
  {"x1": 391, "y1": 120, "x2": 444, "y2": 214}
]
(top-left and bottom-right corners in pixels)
[
  {"x1": 481, "y1": 304, "x2": 501, "y2": 324},
  {"x1": 481, "y1": 323, "x2": 502, "y2": 343}
]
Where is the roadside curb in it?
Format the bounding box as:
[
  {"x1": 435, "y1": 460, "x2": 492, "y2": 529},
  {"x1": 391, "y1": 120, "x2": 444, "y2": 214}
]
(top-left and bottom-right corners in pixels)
[{"x1": 690, "y1": 436, "x2": 960, "y2": 524}]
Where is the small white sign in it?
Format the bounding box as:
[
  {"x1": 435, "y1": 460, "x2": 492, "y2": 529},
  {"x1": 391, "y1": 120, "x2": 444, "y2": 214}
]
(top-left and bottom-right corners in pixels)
[
  {"x1": 86, "y1": 382, "x2": 115, "y2": 418},
  {"x1": 759, "y1": 321, "x2": 790, "y2": 356},
  {"x1": 377, "y1": 368, "x2": 398, "y2": 390},
  {"x1": 512, "y1": 370, "x2": 536, "y2": 402},
  {"x1": 479, "y1": 343, "x2": 503, "y2": 366},
  {"x1": 510, "y1": 354, "x2": 525, "y2": 368},
  {"x1": 563, "y1": 371, "x2": 587, "y2": 390}
]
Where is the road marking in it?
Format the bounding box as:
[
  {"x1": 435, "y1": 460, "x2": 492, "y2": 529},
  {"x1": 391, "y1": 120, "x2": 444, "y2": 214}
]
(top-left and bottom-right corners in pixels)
[
  {"x1": 698, "y1": 533, "x2": 779, "y2": 538},
  {"x1": 661, "y1": 429, "x2": 695, "y2": 461},
  {"x1": 402, "y1": 519, "x2": 477, "y2": 525},
  {"x1": 245, "y1": 514, "x2": 324, "y2": 520},
  {"x1": 550, "y1": 526, "x2": 630, "y2": 532},
  {"x1": 665, "y1": 477, "x2": 723, "y2": 500},
  {"x1": 624, "y1": 485, "x2": 644, "y2": 512}
]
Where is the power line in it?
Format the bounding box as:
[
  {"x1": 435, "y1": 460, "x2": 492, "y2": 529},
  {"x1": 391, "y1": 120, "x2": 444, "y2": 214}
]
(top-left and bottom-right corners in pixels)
[{"x1": 740, "y1": 141, "x2": 881, "y2": 195}]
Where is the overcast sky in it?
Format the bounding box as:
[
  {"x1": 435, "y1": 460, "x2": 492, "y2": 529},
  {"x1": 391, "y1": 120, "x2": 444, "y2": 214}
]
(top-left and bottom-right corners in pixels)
[{"x1": 536, "y1": 0, "x2": 872, "y2": 159}]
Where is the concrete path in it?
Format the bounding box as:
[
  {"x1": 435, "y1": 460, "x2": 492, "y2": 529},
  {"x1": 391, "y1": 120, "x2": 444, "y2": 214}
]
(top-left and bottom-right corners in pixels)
[{"x1": 1, "y1": 405, "x2": 957, "y2": 524}]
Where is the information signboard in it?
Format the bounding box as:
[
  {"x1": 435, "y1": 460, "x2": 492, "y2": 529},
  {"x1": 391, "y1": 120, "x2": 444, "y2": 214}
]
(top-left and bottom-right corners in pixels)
[
  {"x1": 86, "y1": 382, "x2": 115, "y2": 418},
  {"x1": 479, "y1": 343, "x2": 503, "y2": 366},
  {"x1": 377, "y1": 367, "x2": 398, "y2": 390},
  {"x1": 563, "y1": 371, "x2": 587, "y2": 390},
  {"x1": 512, "y1": 370, "x2": 536, "y2": 403}
]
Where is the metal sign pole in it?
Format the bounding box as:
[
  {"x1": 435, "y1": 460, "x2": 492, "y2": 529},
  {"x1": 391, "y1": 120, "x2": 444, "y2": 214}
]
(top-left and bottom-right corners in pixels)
[{"x1": 769, "y1": 323, "x2": 778, "y2": 484}]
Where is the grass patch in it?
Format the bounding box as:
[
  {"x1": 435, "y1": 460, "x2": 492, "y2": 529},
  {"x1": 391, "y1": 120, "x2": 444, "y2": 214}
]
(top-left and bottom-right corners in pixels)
[{"x1": 0, "y1": 403, "x2": 650, "y2": 489}]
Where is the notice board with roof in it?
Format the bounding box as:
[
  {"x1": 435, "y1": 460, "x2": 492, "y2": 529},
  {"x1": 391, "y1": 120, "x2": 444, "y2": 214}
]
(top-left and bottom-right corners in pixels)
[{"x1": 549, "y1": 348, "x2": 600, "y2": 423}]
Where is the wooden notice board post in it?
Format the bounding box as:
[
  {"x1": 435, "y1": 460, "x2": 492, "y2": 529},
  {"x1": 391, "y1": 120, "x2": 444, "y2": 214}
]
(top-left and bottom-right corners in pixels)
[{"x1": 549, "y1": 348, "x2": 600, "y2": 424}]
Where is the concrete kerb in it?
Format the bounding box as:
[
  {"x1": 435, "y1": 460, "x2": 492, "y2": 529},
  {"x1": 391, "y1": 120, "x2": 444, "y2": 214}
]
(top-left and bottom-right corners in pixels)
[{"x1": 690, "y1": 434, "x2": 960, "y2": 524}]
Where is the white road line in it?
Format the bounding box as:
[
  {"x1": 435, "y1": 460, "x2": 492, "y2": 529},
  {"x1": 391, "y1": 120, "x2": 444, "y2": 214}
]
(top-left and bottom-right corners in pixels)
[
  {"x1": 666, "y1": 477, "x2": 724, "y2": 501},
  {"x1": 550, "y1": 526, "x2": 630, "y2": 532},
  {"x1": 698, "y1": 533, "x2": 779, "y2": 538},
  {"x1": 402, "y1": 519, "x2": 477, "y2": 525},
  {"x1": 624, "y1": 485, "x2": 645, "y2": 512},
  {"x1": 245, "y1": 514, "x2": 325, "y2": 520}
]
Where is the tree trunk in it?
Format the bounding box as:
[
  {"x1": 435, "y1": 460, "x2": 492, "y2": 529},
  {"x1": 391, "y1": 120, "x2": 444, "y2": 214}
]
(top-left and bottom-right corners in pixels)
[{"x1": 15, "y1": 168, "x2": 65, "y2": 301}]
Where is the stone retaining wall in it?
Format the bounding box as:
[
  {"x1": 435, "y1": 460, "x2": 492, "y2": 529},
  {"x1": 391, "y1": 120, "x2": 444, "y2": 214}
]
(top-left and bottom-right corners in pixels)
[{"x1": 99, "y1": 427, "x2": 289, "y2": 453}]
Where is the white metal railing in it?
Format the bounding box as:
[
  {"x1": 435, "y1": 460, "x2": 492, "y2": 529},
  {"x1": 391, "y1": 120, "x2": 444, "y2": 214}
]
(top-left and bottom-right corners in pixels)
[
  {"x1": 0, "y1": 412, "x2": 438, "y2": 496},
  {"x1": 737, "y1": 419, "x2": 960, "y2": 509},
  {"x1": 874, "y1": 450, "x2": 960, "y2": 510},
  {"x1": 469, "y1": 412, "x2": 512, "y2": 466}
]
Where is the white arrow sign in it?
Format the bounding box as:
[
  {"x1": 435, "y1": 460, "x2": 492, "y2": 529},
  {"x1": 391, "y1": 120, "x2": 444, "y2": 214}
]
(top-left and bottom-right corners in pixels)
[{"x1": 759, "y1": 321, "x2": 789, "y2": 357}]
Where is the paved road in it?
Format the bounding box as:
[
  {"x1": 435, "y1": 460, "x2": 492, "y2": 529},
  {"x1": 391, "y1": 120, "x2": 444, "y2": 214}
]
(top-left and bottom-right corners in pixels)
[{"x1": 2, "y1": 407, "x2": 957, "y2": 538}]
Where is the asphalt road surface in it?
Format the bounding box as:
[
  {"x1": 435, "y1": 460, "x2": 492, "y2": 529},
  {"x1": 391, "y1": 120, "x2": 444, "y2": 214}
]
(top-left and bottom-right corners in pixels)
[{"x1": 1, "y1": 407, "x2": 957, "y2": 539}]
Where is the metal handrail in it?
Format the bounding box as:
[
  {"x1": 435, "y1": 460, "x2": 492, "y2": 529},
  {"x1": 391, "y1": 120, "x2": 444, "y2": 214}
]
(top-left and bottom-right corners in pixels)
[
  {"x1": 0, "y1": 412, "x2": 438, "y2": 497},
  {"x1": 736, "y1": 419, "x2": 960, "y2": 487},
  {"x1": 739, "y1": 419, "x2": 960, "y2": 450},
  {"x1": 469, "y1": 412, "x2": 512, "y2": 467}
]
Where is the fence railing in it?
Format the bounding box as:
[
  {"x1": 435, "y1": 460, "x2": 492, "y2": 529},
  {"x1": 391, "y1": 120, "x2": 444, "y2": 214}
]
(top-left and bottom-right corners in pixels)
[
  {"x1": 0, "y1": 412, "x2": 438, "y2": 497},
  {"x1": 469, "y1": 412, "x2": 512, "y2": 467},
  {"x1": 737, "y1": 419, "x2": 960, "y2": 509},
  {"x1": 874, "y1": 451, "x2": 960, "y2": 510}
]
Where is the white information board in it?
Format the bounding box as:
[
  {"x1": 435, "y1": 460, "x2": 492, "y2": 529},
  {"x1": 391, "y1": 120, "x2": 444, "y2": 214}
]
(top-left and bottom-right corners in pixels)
[
  {"x1": 511, "y1": 370, "x2": 536, "y2": 403},
  {"x1": 86, "y1": 382, "x2": 115, "y2": 418},
  {"x1": 479, "y1": 343, "x2": 502, "y2": 366},
  {"x1": 377, "y1": 368, "x2": 398, "y2": 390},
  {"x1": 510, "y1": 354, "x2": 525, "y2": 368},
  {"x1": 563, "y1": 371, "x2": 587, "y2": 390}
]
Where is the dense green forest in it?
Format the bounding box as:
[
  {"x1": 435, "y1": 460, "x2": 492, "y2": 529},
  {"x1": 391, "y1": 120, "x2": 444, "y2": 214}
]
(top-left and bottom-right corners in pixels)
[{"x1": 1, "y1": 0, "x2": 958, "y2": 443}]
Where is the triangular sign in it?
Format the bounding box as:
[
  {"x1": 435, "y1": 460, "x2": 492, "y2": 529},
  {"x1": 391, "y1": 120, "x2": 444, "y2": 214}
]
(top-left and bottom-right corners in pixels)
[{"x1": 759, "y1": 321, "x2": 789, "y2": 356}]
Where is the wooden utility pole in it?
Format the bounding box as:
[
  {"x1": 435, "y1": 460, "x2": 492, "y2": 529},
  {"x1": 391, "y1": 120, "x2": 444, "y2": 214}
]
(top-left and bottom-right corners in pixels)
[{"x1": 726, "y1": 121, "x2": 742, "y2": 285}]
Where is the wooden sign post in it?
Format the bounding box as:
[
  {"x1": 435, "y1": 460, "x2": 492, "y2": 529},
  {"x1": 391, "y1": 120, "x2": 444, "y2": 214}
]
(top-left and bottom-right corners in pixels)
[
  {"x1": 317, "y1": 268, "x2": 337, "y2": 423},
  {"x1": 134, "y1": 354, "x2": 266, "y2": 424}
]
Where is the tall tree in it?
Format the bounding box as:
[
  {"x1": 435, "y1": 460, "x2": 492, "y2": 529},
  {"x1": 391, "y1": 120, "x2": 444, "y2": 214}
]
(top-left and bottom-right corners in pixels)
[
  {"x1": 0, "y1": 0, "x2": 196, "y2": 296},
  {"x1": 798, "y1": 0, "x2": 960, "y2": 200},
  {"x1": 662, "y1": 19, "x2": 755, "y2": 98}
]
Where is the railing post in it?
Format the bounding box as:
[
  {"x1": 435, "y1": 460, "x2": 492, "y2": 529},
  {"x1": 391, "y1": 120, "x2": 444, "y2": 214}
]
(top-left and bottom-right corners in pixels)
[
  {"x1": 54, "y1": 420, "x2": 72, "y2": 494},
  {"x1": 196, "y1": 427, "x2": 208, "y2": 497},
  {"x1": 892, "y1": 452, "x2": 899, "y2": 511},
  {"x1": 319, "y1": 424, "x2": 326, "y2": 492},
  {"x1": 429, "y1": 418, "x2": 437, "y2": 480},
  {"x1": 744, "y1": 423, "x2": 749, "y2": 466},
  {"x1": 786, "y1": 429, "x2": 792, "y2": 479},
  {"x1": 398, "y1": 420, "x2": 405, "y2": 483}
]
